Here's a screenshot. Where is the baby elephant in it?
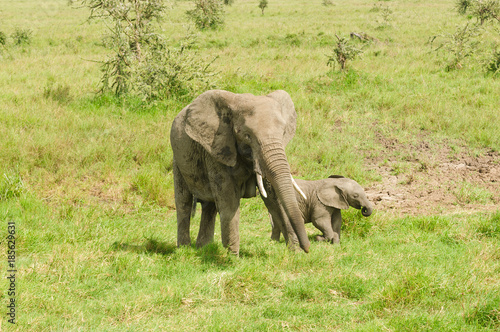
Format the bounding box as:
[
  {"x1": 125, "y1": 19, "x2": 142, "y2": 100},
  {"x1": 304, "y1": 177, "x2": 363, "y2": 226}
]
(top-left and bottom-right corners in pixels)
[{"x1": 269, "y1": 175, "x2": 373, "y2": 244}]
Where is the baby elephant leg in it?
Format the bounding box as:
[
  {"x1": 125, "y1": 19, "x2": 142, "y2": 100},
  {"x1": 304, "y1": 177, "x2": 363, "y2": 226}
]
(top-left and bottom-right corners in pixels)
[
  {"x1": 312, "y1": 207, "x2": 337, "y2": 243},
  {"x1": 330, "y1": 209, "x2": 342, "y2": 244}
]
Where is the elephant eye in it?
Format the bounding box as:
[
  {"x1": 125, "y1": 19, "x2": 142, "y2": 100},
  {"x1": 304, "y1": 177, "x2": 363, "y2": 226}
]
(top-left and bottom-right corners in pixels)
[
  {"x1": 244, "y1": 134, "x2": 251, "y2": 142},
  {"x1": 353, "y1": 193, "x2": 359, "y2": 199}
]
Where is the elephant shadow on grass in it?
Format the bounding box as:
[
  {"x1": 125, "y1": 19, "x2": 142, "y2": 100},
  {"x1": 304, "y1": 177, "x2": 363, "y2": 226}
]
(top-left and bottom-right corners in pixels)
[
  {"x1": 111, "y1": 239, "x2": 177, "y2": 256},
  {"x1": 111, "y1": 239, "x2": 237, "y2": 267}
]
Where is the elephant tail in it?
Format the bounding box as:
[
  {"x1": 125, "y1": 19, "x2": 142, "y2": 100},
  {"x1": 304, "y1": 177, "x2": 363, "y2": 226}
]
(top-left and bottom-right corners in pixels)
[{"x1": 191, "y1": 196, "x2": 198, "y2": 218}]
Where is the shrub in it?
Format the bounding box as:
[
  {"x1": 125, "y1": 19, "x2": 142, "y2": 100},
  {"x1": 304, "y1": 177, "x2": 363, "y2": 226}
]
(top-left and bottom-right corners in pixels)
[
  {"x1": 258, "y1": 0, "x2": 268, "y2": 15},
  {"x1": 327, "y1": 34, "x2": 364, "y2": 70},
  {"x1": 485, "y1": 47, "x2": 500, "y2": 75},
  {"x1": 377, "y1": 5, "x2": 393, "y2": 29},
  {"x1": 11, "y1": 27, "x2": 32, "y2": 45},
  {"x1": 456, "y1": 0, "x2": 500, "y2": 25},
  {"x1": 79, "y1": 0, "x2": 216, "y2": 101},
  {"x1": 456, "y1": 0, "x2": 473, "y2": 15},
  {"x1": 187, "y1": 0, "x2": 225, "y2": 30},
  {"x1": 431, "y1": 22, "x2": 482, "y2": 71},
  {"x1": 128, "y1": 32, "x2": 217, "y2": 101},
  {"x1": 0, "y1": 31, "x2": 7, "y2": 45}
]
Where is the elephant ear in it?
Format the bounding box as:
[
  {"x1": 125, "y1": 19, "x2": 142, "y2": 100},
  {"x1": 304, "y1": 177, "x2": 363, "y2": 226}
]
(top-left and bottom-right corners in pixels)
[
  {"x1": 266, "y1": 90, "x2": 297, "y2": 147},
  {"x1": 184, "y1": 90, "x2": 238, "y2": 167},
  {"x1": 317, "y1": 182, "x2": 349, "y2": 210}
]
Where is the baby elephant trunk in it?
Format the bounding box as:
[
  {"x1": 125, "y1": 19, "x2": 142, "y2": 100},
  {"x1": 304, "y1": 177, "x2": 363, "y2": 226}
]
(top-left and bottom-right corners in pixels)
[{"x1": 361, "y1": 205, "x2": 373, "y2": 217}]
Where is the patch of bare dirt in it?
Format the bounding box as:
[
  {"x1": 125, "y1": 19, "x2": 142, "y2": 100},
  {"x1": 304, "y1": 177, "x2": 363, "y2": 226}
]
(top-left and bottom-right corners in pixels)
[{"x1": 365, "y1": 133, "x2": 500, "y2": 216}]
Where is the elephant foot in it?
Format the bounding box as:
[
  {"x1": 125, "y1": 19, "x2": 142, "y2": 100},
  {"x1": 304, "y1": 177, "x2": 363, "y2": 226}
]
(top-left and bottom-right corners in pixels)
[
  {"x1": 226, "y1": 247, "x2": 239, "y2": 256},
  {"x1": 332, "y1": 233, "x2": 340, "y2": 244},
  {"x1": 177, "y1": 236, "x2": 191, "y2": 247},
  {"x1": 315, "y1": 235, "x2": 326, "y2": 242},
  {"x1": 286, "y1": 241, "x2": 301, "y2": 252},
  {"x1": 271, "y1": 233, "x2": 281, "y2": 242}
]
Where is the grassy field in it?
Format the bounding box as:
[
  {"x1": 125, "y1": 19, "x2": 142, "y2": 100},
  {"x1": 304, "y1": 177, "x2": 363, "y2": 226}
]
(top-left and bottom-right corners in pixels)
[{"x1": 1, "y1": 0, "x2": 500, "y2": 330}]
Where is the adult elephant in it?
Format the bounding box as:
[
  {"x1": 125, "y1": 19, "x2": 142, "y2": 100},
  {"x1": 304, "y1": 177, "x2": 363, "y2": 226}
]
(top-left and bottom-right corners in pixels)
[{"x1": 170, "y1": 90, "x2": 310, "y2": 255}]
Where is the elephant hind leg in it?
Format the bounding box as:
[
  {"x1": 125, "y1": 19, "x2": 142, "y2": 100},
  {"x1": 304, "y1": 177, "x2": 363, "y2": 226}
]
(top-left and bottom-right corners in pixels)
[
  {"x1": 173, "y1": 163, "x2": 194, "y2": 247},
  {"x1": 196, "y1": 201, "x2": 217, "y2": 248}
]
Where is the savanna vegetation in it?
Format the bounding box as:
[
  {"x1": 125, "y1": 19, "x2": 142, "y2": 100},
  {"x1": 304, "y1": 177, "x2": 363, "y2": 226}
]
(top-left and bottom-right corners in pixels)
[{"x1": 1, "y1": 0, "x2": 499, "y2": 330}]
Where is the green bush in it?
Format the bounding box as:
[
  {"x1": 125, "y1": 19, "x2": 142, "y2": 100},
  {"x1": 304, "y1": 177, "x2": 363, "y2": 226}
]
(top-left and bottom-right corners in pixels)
[
  {"x1": 128, "y1": 33, "x2": 217, "y2": 101},
  {"x1": 0, "y1": 31, "x2": 7, "y2": 45},
  {"x1": 327, "y1": 34, "x2": 364, "y2": 70},
  {"x1": 258, "y1": 0, "x2": 268, "y2": 15},
  {"x1": 432, "y1": 22, "x2": 482, "y2": 71},
  {"x1": 457, "y1": 0, "x2": 500, "y2": 25},
  {"x1": 187, "y1": 0, "x2": 225, "y2": 30},
  {"x1": 485, "y1": 47, "x2": 500, "y2": 75},
  {"x1": 80, "y1": 0, "x2": 216, "y2": 101},
  {"x1": 11, "y1": 27, "x2": 32, "y2": 45}
]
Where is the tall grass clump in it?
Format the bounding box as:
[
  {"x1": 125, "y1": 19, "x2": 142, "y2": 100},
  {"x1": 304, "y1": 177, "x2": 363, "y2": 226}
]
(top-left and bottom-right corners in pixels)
[
  {"x1": 0, "y1": 171, "x2": 25, "y2": 201},
  {"x1": 465, "y1": 295, "x2": 500, "y2": 328},
  {"x1": 475, "y1": 211, "x2": 500, "y2": 238}
]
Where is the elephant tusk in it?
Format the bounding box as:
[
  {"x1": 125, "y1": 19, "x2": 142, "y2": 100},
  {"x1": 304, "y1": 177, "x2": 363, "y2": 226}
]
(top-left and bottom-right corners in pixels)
[
  {"x1": 257, "y1": 174, "x2": 267, "y2": 198},
  {"x1": 291, "y1": 175, "x2": 307, "y2": 200}
]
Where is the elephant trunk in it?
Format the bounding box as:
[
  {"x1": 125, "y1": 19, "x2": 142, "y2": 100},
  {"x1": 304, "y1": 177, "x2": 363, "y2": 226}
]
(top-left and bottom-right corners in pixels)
[
  {"x1": 361, "y1": 205, "x2": 373, "y2": 217},
  {"x1": 260, "y1": 141, "x2": 310, "y2": 253}
]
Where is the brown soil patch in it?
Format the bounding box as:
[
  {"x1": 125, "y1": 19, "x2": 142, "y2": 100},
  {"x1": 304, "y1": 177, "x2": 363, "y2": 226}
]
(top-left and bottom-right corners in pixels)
[{"x1": 365, "y1": 133, "x2": 500, "y2": 216}]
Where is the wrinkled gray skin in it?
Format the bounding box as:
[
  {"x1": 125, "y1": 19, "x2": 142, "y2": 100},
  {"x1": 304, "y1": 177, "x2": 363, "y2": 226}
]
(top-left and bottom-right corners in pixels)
[
  {"x1": 267, "y1": 175, "x2": 373, "y2": 244},
  {"x1": 170, "y1": 90, "x2": 310, "y2": 255}
]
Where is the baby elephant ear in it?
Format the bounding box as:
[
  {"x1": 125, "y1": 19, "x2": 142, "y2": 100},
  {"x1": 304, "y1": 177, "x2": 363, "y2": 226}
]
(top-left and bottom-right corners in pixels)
[{"x1": 317, "y1": 183, "x2": 349, "y2": 210}]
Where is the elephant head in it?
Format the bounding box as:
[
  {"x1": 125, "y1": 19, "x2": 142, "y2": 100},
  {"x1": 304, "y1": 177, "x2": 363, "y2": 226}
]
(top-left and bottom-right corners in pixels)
[
  {"x1": 182, "y1": 90, "x2": 310, "y2": 252},
  {"x1": 317, "y1": 175, "x2": 373, "y2": 217}
]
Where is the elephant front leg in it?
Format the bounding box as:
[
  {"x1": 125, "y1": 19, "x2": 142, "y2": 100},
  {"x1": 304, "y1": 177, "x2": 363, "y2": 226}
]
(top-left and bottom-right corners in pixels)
[
  {"x1": 312, "y1": 207, "x2": 337, "y2": 244},
  {"x1": 220, "y1": 206, "x2": 240, "y2": 255},
  {"x1": 330, "y1": 209, "x2": 342, "y2": 244},
  {"x1": 196, "y1": 201, "x2": 217, "y2": 248},
  {"x1": 209, "y1": 169, "x2": 242, "y2": 255},
  {"x1": 173, "y1": 163, "x2": 194, "y2": 247}
]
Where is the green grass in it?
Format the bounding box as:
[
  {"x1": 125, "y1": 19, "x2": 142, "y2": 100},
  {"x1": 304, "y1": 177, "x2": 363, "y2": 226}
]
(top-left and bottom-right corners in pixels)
[{"x1": 1, "y1": 0, "x2": 500, "y2": 330}]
